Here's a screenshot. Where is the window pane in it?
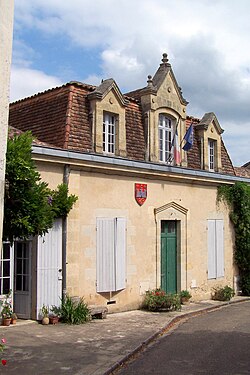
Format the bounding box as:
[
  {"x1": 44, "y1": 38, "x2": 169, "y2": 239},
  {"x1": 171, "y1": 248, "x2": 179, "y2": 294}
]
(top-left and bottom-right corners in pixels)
[
  {"x1": 23, "y1": 258, "x2": 29, "y2": 274},
  {"x1": 3, "y1": 278, "x2": 10, "y2": 294},
  {"x1": 16, "y1": 258, "x2": 22, "y2": 274},
  {"x1": 16, "y1": 275, "x2": 22, "y2": 291},
  {"x1": 2, "y1": 243, "x2": 10, "y2": 259},
  {"x1": 23, "y1": 244, "x2": 29, "y2": 258},
  {"x1": 3, "y1": 261, "x2": 10, "y2": 277},
  {"x1": 16, "y1": 242, "x2": 23, "y2": 258}
]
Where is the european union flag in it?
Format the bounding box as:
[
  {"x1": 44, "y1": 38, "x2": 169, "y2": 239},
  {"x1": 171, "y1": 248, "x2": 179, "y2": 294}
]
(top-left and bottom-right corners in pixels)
[{"x1": 182, "y1": 124, "x2": 193, "y2": 151}]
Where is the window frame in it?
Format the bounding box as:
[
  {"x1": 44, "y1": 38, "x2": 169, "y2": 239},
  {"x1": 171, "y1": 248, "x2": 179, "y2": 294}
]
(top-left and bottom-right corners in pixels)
[
  {"x1": 208, "y1": 139, "x2": 216, "y2": 171},
  {"x1": 158, "y1": 114, "x2": 174, "y2": 164},
  {"x1": 103, "y1": 112, "x2": 117, "y2": 154},
  {"x1": 0, "y1": 242, "x2": 14, "y2": 297}
]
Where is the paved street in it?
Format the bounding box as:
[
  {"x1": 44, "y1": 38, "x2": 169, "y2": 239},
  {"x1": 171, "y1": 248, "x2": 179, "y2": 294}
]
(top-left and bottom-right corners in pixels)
[
  {"x1": 116, "y1": 301, "x2": 250, "y2": 375},
  {"x1": 0, "y1": 299, "x2": 249, "y2": 374}
]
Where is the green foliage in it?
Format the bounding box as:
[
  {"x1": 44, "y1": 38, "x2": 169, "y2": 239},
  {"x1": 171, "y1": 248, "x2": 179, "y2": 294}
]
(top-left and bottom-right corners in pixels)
[
  {"x1": 212, "y1": 285, "x2": 235, "y2": 301},
  {"x1": 51, "y1": 183, "x2": 78, "y2": 219},
  {"x1": 0, "y1": 291, "x2": 13, "y2": 318},
  {"x1": 179, "y1": 290, "x2": 192, "y2": 299},
  {"x1": 142, "y1": 289, "x2": 181, "y2": 312},
  {"x1": 41, "y1": 304, "x2": 49, "y2": 318},
  {"x1": 4, "y1": 132, "x2": 54, "y2": 242},
  {"x1": 4, "y1": 132, "x2": 78, "y2": 242},
  {"x1": 58, "y1": 295, "x2": 90, "y2": 324},
  {"x1": 218, "y1": 182, "x2": 250, "y2": 295}
]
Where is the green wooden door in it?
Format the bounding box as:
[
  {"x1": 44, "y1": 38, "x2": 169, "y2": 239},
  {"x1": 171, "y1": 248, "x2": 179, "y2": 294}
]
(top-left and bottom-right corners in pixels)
[{"x1": 161, "y1": 221, "x2": 177, "y2": 293}]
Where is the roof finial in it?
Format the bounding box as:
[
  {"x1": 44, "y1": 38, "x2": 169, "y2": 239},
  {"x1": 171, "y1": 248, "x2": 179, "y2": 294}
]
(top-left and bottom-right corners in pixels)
[
  {"x1": 162, "y1": 53, "x2": 169, "y2": 64},
  {"x1": 147, "y1": 75, "x2": 153, "y2": 87}
]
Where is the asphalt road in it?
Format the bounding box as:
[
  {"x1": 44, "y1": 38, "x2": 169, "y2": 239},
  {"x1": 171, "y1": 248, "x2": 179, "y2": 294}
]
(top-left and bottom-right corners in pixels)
[{"x1": 116, "y1": 301, "x2": 250, "y2": 375}]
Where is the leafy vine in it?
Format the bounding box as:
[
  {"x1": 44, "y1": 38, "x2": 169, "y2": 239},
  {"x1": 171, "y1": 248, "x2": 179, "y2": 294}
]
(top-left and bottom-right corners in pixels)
[{"x1": 218, "y1": 182, "x2": 250, "y2": 295}]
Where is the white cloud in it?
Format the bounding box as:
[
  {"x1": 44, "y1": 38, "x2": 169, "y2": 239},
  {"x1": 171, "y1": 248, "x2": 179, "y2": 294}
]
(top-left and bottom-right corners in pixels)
[
  {"x1": 12, "y1": 0, "x2": 250, "y2": 165},
  {"x1": 10, "y1": 67, "x2": 62, "y2": 102}
]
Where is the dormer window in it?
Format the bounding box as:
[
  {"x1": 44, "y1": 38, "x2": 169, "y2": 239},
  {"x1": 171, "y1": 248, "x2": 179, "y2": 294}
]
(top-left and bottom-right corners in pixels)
[
  {"x1": 208, "y1": 139, "x2": 216, "y2": 171},
  {"x1": 103, "y1": 112, "x2": 117, "y2": 154},
  {"x1": 159, "y1": 114, "x2": 174, "y2": 164}
]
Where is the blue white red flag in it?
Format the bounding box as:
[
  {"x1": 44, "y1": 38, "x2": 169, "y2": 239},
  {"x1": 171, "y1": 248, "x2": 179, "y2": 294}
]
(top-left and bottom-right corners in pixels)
[{"x1": 174, "y1": 129, "x2": 181, "y2": 165}]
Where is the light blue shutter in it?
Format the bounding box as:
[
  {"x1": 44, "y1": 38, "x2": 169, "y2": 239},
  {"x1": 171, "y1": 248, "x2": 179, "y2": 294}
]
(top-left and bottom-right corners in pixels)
[
  {"x1": 96, "y1": 218, "x2": 115, "y2": 292},
  {"x1": 208, "y1": 220, "x2": 216, "y2": 279},
  {"x1": 216, "y1": 220, "x2": 224, "y2": 277},
  {"x1": 115, "y1": 218, "x2": 126, "y2": 291}
]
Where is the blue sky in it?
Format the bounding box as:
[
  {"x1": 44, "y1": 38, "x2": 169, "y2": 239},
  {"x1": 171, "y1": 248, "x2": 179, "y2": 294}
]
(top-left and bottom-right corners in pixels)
[{"x1": 11, "y1": 0, "x2": 250, "y2": 167}]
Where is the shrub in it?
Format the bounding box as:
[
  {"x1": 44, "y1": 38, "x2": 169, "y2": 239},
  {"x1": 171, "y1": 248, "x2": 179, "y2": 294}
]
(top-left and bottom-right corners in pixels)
[
  {"x1": 240, "y1": 274, "x2": 250, "y2": 296},
  {"x1": 142, "y1": 289, "x2": 181, "y2": 312},
  {"x1": 59, "y1": 295, "x2": 90, "y2": 324},
  {"x1": 179, "y1": 290, "x2": 192, "y2": 299},
  {"x1": 212, "y1": 285, "x2": 235, "y2": 301}
]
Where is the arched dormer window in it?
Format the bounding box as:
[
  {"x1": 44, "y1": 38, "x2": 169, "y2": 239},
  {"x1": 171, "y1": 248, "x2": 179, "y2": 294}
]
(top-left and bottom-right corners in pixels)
[{"x1": 159, "y1": 114, "x2": 174, "y2": 164}]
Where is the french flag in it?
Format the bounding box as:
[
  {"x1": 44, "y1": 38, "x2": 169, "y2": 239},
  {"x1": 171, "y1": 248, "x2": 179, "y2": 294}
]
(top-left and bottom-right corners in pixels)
[{"x1": 173, "y1": 129, "x2": 181, "y2": 165}]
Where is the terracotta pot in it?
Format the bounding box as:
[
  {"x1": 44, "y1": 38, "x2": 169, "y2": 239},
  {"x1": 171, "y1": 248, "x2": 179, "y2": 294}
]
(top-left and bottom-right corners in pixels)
[
  {"x1": 181, "y1": 297, "x2": 191, "y2": 305},
  {"x1": 49, "y1": 316, "x2": 59, "y2": 325},
  {"x1": 2, "y1": 318, "x2": 12, "y2": 326},
  {"x1": 11, "y1": 318, "x2": 17, "y2": 325},
  {"x1": 42, "y1": 317, "x2": 49, "y2": 325}
]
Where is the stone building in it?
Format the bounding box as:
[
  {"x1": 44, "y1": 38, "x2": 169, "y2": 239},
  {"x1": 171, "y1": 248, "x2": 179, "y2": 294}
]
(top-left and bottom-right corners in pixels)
[{"x1": 3, "y1": 54, "x2": 250, "y2": 318}]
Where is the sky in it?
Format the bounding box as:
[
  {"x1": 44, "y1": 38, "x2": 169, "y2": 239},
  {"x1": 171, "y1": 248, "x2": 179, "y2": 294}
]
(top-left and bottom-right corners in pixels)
[{"x1": 10, "y1": 0, "x2": 250, "y2": 167}]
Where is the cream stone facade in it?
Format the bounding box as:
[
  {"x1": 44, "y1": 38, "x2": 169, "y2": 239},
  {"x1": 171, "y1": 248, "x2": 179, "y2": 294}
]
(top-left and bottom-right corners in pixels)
[
  {"x1": 4, "y1": 53, "x2": 249, "y2": 318},
  {"x1": 33, "y1": 149, "x2": 238, "y2": 313}
]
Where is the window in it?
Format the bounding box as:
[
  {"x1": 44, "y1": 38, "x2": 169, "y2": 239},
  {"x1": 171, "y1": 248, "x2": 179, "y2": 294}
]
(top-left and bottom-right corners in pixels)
[
  {"x1": 208, "y1": 139, "x2": 216, "y2": 171},
  {"x1": 159, "y1": 114, "x2": 174, "y2": 163},
  {"x1": 15, "y1": 242, "x2": 30, "y2": 292},
  {"x1": 0, "y1": 242, "x2": 13, "y2": 295},
  {"x1": 207, "y1": 220, "x2": 224, "y2": 279},
  {"x1": 103, "y1": 113, "x2": 116, "y2": 154},
  {"x1": 96, "y1": 217, "x2": 126, "y2": 292}
]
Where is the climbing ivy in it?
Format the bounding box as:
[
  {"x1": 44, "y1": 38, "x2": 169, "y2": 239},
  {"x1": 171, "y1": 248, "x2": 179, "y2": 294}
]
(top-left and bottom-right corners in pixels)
[
  {"x1": 217, "y1": 182, "x2": 250, "y2": 295},
  {"x1": 4, "y1": 131, "x2": 78, "y2": 243}
]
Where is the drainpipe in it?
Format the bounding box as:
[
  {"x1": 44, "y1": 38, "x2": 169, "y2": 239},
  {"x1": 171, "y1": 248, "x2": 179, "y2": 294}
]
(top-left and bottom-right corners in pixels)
[
  {"x1": 154, "y1": 208, "x2": 158, "y2": 288},
  {"x1": 62, "y1": 164, "x2": 70, "y2": 301}
]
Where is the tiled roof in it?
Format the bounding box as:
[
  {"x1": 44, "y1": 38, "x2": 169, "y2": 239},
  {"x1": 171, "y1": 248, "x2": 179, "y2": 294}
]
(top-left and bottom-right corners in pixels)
[
  {"x1": 8, "y1": 126, "x2": 54, "y2": 147},
  {"x1": 9, "y1": 81, "x2": 236, "y2": 176},
  {"x1": 125, "y1": 101, "x2": 145, "y2": 160},
  {"x1": 234, "y1": 166, "x2": 250, "y2": 178}
]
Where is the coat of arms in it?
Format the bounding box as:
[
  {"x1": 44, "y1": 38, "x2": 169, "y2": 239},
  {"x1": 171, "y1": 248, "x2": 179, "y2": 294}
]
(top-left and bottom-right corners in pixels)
[{"x1": 135, "y1": 183, "x2": 147, "y2": 206}]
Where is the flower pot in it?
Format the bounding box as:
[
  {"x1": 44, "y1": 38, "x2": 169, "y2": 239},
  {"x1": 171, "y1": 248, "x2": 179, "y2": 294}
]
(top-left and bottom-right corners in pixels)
[
  {"x1": 181, "y1": 297, "x2": 191, "y2": 305},
  {"x1": 49, "y1": 316, "x2": 59, "y2": 325},
  {"x1": 11, "y1": 318, "x2": 17, "y2": 325},
  {"x1": 2, "y1": 318, "x2": 12, "y2": 326},
  {"x1": 42, "y1": 317, "x2": 49, "y2": 325}
]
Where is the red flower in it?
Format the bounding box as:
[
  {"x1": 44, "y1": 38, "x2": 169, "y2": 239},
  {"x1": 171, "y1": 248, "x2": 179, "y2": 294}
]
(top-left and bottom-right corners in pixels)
[
  {"x1": 155, "y1": 292, "x2": 160, "y2": 296},
  {"x1": 2, "y1": 359, "x2": 7, "y2": 366}
]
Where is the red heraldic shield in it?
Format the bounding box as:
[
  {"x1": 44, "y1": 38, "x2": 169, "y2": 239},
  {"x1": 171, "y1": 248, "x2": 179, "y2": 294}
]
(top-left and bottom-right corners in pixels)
[{"x1": 135, "y1": 183, "x2": 147, "y2": 206}]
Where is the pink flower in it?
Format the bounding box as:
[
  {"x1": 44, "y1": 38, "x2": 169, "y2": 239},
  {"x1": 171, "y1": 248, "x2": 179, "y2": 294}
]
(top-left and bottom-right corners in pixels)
[
  {"x1": 1, "y1": 359, "x2": 7, "y2": 366},
  {"x1": 1, "y1": 338, "x2": 6, "y2": 344}
]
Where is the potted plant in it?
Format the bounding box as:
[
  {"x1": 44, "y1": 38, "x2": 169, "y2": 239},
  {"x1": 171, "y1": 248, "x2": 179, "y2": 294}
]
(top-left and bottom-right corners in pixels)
[
  {"x1": 11, "y1": 313, "x2": 17, "y2": 325},
  {"x1": 49, "y1": 305, "x2": 61, "y2": 324},
  {"x1": 0, "y1": 291, "x2": 13, "y2": 326},
  {"x1": 180, "y1": 290, "x2": 192, "y2": 305},
  {"x1": 41, "y1": 304, "x2": 49, "y2": 325}
]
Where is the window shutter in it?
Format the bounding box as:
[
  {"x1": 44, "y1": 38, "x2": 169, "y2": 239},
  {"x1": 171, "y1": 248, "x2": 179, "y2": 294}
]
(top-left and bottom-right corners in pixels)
[
  {"x1": 207, "y1": 220, "x2": 216, "y2": 279},
  {"x1": 96, "y1": 218, "x2": 115, "y2": 292},
  {"x1": 115, "y1": 218, "x2": 126, "y2": 291},
  {"x1": 216, "y1": 220, "x2": 224, "y2": 278}
]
